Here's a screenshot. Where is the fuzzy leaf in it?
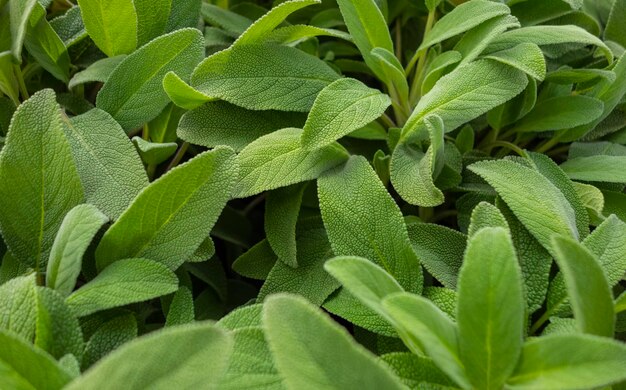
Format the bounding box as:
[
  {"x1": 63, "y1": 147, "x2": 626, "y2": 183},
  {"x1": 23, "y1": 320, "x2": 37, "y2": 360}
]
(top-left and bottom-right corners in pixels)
[
  {"x1": 134, "y1": 0, "x2": 171, "y2": 46},
  {"x1": 68, "y1": 56, "x2": 126, "y2": 90},
  {"x1": 82, "y1": 314, "x2": 137, "y2": 369},
  {"x1": 234, "y1": 128, "x2": 348, "y2": 198},
  {"x1": 483, "y1": 43, "x2": 546, "y2": 81},
  {"x1": 46, "y1": 204, "x2": 108, "y2": 297},
  {"x1": 0, "y1": 89, "x2": 83, "y2": 269},
  {"x1": 560, "y1": 156, "x2": 626, "y2": 183},
  {"x1": 66, "y1": 258, "x2": 178, "y2": 317},
  {"x1": 512, "y1": 96, "x2": 604, "y2": 133},
  {"x1": 0, "y1": 274, "x2": 37, "y2": 341},
  {"x1": 76, "y1": 0, "x2": 137, "y2": 57},
  {"x1": 96, "y1": 147, "x2": 237, "y2": 270},
  {"x1": 96, "y1": 28, "x2": 204, "y2": 130},
  {"x1": 265, "y1": 184, "x2": 306, "y2": 267},
  {"x1": 301, "y1": 78, "x2": 391, "y2": 150}
]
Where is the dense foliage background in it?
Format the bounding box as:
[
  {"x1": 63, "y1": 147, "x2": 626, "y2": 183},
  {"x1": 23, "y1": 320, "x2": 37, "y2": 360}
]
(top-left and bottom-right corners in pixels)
[{"x1": 1, "y1": 0, "x2": 626, "y2": 388}]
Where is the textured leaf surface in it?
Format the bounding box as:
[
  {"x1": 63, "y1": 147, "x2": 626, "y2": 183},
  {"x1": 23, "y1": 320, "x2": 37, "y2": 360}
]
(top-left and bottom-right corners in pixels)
[
  {"x1": 560, "y1": 156, "x2": 626, "y2": 183},
  {"x1": 264, "y1": 184, "x2": 306, "y2": 267},
  {"x1": 68, "y1": 56, "x2": 126, "y2": 90},
  {"x1": 76, "y1": 0, "x2": 137, "y2": 57},
  {"x1": 469, "y1": 159, "x2": 578, "y2": 252},
  {"x1": 0, "y1": 275, "x2": 37, "y2": 341},
  {"x1": 483, "y1": 43, "x2": 546, "y2": 81},
  {"x1": 96, "y1": 28, "x2": 204, "y2": 130},
  {"x1": 191, "y1": 44, "x2": 340, "y2": 112},
  {"x1": 66, "y1": 259, "x2": 178, "y2": 317},
  {"x1": 46, "y1": 204, "x2": 108, "y2": 297},
  {"x1": 66, "y1": 323, "x2": 233, "y2": 390},
  {"x1": 82, "y1": 314, "x2": 137, "y2": 369},
  {"x1": 134, "y1": 0, "x2": 171, "y2": 46},
  {"x1": 507, "y1": 335, "x2": 626, "y2": 389},
  {"x1": 178, "y1": 101, "x2": 305, "y2": 152},
  {"x1": 96, "y1": 147, "x2": 237, "y2": 270},
  {"x1": 301, "y1": 78, "x2": 391, "y2": 150},
  {"x1": 264, "y1": 294, "x2": 405, "y2": 390},
  {"x1": 64, "y1": 108, "x2": 149, "y2": 220},
  {"x1": 512, "y1": 96, "x2": 604, "y2": 133},
  {"x1": 457, "y1": 227, "x2": 524, "y2": 390},
  {"x1": 0, "y1": 329, "x2": 71, "y2": 390},
  {"x1": 24, "y1": 4, "x2": 70, "y2": 82},
  {"x1": 0, "y1": 89, "x2": 83, "y2": 269},
  {"x1": 234, "y1": 128, "x2": 348, "y2": 198},
  {"x1": 318, "y1": 156, "x2": 422, "y2": 292},
  {"x1": 551, "y1": 236, "x2": 614, "y2": 337}
]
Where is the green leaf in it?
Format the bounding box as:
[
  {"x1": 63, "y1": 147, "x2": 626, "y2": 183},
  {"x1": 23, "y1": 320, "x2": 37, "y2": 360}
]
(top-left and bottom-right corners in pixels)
[
  {"x1": 0, "y1": 89, "x2": 83, "y2": 269},
  {"x1": 232, "y1": 239, "x2": 277, "y2": 280},
  {"x1": 560, "y1": 156, "x2": 626, "y2": 183},
  {"x1": 402, "y1": 60, "x2": 528, "y2": 139},
  {"x1": 131, "y1": 137, "x2": 177, "y2": 165},
  {"x1": 335, "y1": 0, "x2": 394, "y2": 82},
  {"x1": 165, "y1": 286, "x2": 194, "y2": 327},
  {"x1": 217, "y1": 304, "x2": 263, "y2": 330},
  {"x1": 24, "y1": 3, "x2": 70, "y2": 82},
  {"x1": 76, "y1": 0, "x2": 137, "y2": 57},
  {"x1": 487, "y1": 25, "x2": 613, "y2": 63},
  {"x1": 264, "y1": 294, "x2": 405, "y2": 390},
  {"x1": 66, "y1": 258, "x2": 178, "y2": 317},
  {"x1": 0, "y1": 329, "x2": 72, "y2": 390},
  {"x1": 381, "y1": 352, "x2": 455, "y2": 389},
  {"x1": 200, "y1": 3, "x2": 252, "y2": 35},
  {"x1": 318, "y1": 156, "x2": 422, "y2": 292},
  {"x1": 82, "y1": 314, "x2": 137, "y2": 369},
  {"x1": 469, "y1": 159, "x2": 578, "y2": 252},
  {"x1": 605, "y1": 0, "x2": 626, "y2": 49},
  {"x1": 391, "y1": 115, "x2": 445, "y2": 207},
  {"x1": 162, "y1": 71, "x2": 213, "y2": 110},
  {"x1": 371, "y1": 47, "x2": 409, "y2": 101},
  {"x1": 511, "y1": 95, "x2": 604, "y2": 133},
  {"x1": 0, "y1": 274, "x2": 37, "y2": 341},
  {"x1": 178, "y1": 101, "x2": 305, "y2": 152},
  {"x1": 259, "y1": 227, "x2": 339, "y2": 305},
  {"x1": 483, "y1": 43, "x2": 546, "y2": 81},
  {"x1": 382, "y1": 292, "x2": 469, "y2": 389},
  {"x1": 68, "y1": 55, "x2": 126, "y2": 90},
  {"x1": 9, "y1": 0, "x2": 37, "y2": 61},
  {"x1": 265, "y1": 184, "x2": 306, "y2": 267},
  {"x1": 96, "y1": 147, "x2": 237, "y2": 270},
  {"x1": 63, "y1": 108, "x2": 149, "y2": 220},
  {"x1": 301, "y1": 78, "x2": 391, "y2": 150},
  {"x1": 34, "y1": 287, "x2": 84, "y2": 360},
  {"x1": 66, "y1": 322, "x2": 233, "y2": 390},
  {"x1": 191, "y1": 44, "x2": 340, "y2": 112},
  {"x1": 583, "y1": 214, "x2": 626, "y2": 286},
  {"x1": 164, "y1": 0, "x2": 201, "y2": 32},
  {"x1": 467, "y1": 201, "x2": 508, "y2": 237},
  {"x1": 46, "y1": 204, "x2": 108, "y2": 297},
  {"x1": 506, "y1": 334, "x2": 626, "y2": 389},
  {"x1": 573, "y1": 182, "x2": 605, "y2": 224},
  {"x1": 234, "y1": 0, "x2": 319, "y2": 45},
  {"x1": 454, "y1": 14, "x2": 520, "y2": 66},
  {"x1": 457, "y1": 227, "x2": 524, "y2": 390},
  {"x1": 266, "y1": 24, "x2": 352, "y2": 45},
  {"x1": 134, "y1": 0, "x2": 171, "y2": 46},
  {"x1": 324, "y1": 256, "x2": 403, "y2": 317},
  {"x1": 418, "y1": 0, "x2": 510, "y2": 53},
  {"x1": 421, "y1": 51, "x2": 462, "y2": 95},
  {"x1": 234, "y1": 128, "x2": 348, "y2": 198},
  {"x1": 0, "y1": 52, "x2": 19, "y2": 105},
  {"x1": 551, "y1": 236, "x2": 614, "y2": 337},
  {"x1": 96, "y1": 28, "x2": 204, "y2": 130},
  {"x1": 406, "y1": 222, "x2": 466, "y2": 289}
]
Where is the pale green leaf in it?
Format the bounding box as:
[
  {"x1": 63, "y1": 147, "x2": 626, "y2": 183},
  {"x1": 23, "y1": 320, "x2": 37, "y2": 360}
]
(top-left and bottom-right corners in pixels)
[
  {"x1": 265, "y1": 184, "x2": 306, "y2": 267},
  {"x1": 96, "y1": 147, "x2": 237, "y2": 270},
  {"x1": 24, "y1": 4, "x2": 70, "y2": 82},
  {"x1": 421, "y1": 51, "x2": 462, "y2": 95},
  {"x1": 512, "y1": 95, "x2": 604, "y2": 133},
  {"x1": 162, "y1": 71, "x2": 213, "y2": 110},
  {"x1": 507, "y1": 334, "x2": 626, "y2": 389},
  {"x1": 467, "y1": 201, "x2": 508, "y2": 237},
  {"x1": 454, "y1": 14, "x2": 520, "y2": 66},
  {"x1": 457, "y1": 227, "x2": 524, "y2": 390},
  {"x1": 234, "y1": 128, "x2": 348, "y2": 198},
  {"x1": 335, "y1": 0, "x2": 393, "y2": 82},
  {"x1": 234, "y1": 0, "x2": 319, "y2": 45},
  {"x1": 164, "y1": 0, "x2": 201, "y2": 32},
  {"x1": 178, "y1": 101, "x2": 305, "y2": 152},
  {"x1": 9, "y1": 0, "x2": 37, "y2": 61},
  {"x1": 551, "y1": 235, "x2": 615, "y2": 337},
  {"x1": 66, "y1": 258, "x2": 178, "y2": 317},
  {"x1": 469, "y1": 159, "x2": 578, "y2": 252},
  {"x1": 301, "y1": 78, "x2": 391, "y2": 150},
  {"x1": 0, "y1": 329, "x2": 71, "y2": 390},
  {"x1": 583, "y1": 214, "x2": 626, "y2": 286},
  {"x1": 605, "y1": 0, "x2": 626, "y2": 49},
  {"x1": 0, "y1": 89, "x2": 83, "y2": 269},
  {"x1": 96, "y1": 28, "x2": 204, "y2": 130},
  {"x1": 382, "y1": 292, "x2": 469, "y2": 389},
  {"x1": 63, "y1": 108, "x2": 149, "y2": 220},
  {"x1": 82, "y1": 314, "x2": 137, "y2": 369},
  {"x1": 46, "y1": 204, "x2": 108, "y2": 297},
  {"x1": 134, "y1": 0, "x2": 171, "y2": 46},
  {"x1": 191, "y1": 44, "x2": 340, "y2": 112},
  {"x1": 381, "y1": 353, "x2": 456, "y2": 389},
  {"x1": 165, "y1": 286, "x2": 194, "y2": 327},
  {"x1": 0, "y1": 274, "x2": 37, "y2": 341},
  {"x1": 266, "y1": 24, "x2": 352, "y2": 45},
  {"x1": 68, "y1": 55, "x2": 125, "y2": 90},
  {"x1": 232, "y1": 239, "x2": 277, "y2": 280},
  {"x1": 131, "y1": 137, "x2": 177, "y2": 165},
  {"x1": 76, "y1": 0, "x2": 137, "y2": 57},
  {"x1": 264, "y1": 294, "x2": 405, "y2": 390},
  {"x1": 66, "y1": 322, "x2": 233, "y2": 390},
  {"x1": 318, "y1": 155, "x2": 422, "y2": 292},
  {"x1": 483, "y1": 43, "x2": 546, "y2": 81},
  {"x1": 560, "y1": 156, "x2": 626, "y2": 183}
]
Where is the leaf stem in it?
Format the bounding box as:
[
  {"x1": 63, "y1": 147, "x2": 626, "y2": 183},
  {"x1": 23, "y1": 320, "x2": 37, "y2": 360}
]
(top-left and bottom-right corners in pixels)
[
  {"x1": 165, "y1": 142, "x2": 189, "y2": 172},
  {"x1": 13, "y1": 64, "x2": 29, "y2": 101},
  {"x1": 486, "y1": 141, "x2": 528, "y2": 158},
  {"x1": 408, "y1": 10, "x2": 436, "y2": 105},
  {"x1": 535, "y1": 134, "x2": 563, "y2": 154},
  {"x1": 529, "y1": 310, "x2": 552, "y2": 335}
]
